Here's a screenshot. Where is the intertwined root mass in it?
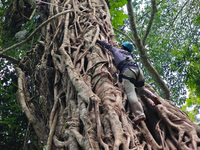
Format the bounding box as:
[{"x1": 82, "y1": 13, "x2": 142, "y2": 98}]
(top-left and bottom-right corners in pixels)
[{"x1": 16, "y1": 0, "x2": 200, "y2": 149}]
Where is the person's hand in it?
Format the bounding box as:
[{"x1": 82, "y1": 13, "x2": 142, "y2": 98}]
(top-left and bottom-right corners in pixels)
[
  {"x1": 100, "y1": 34, "x2": 105, "y2": 41},
  {"x1": 97, "y1": 34, "x2": 105, "y2": 44},
  {"x1": 96, "y1": 39, "x2": 101, "y2": 43}
]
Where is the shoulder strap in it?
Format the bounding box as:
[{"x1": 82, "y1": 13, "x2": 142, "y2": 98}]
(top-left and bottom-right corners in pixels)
[{"x1": 117, "y1": 59, "x2": 130, "y2": 72}]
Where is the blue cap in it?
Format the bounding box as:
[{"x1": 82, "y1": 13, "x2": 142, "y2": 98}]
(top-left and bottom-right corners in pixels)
[{"x1": 122, "y1": 42, "x2": 134, "y2": 52}]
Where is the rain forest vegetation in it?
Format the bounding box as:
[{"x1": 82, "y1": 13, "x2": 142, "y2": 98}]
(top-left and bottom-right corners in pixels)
[{"x1": 0, "y1": 0, "x2": 200, "y2": 149}]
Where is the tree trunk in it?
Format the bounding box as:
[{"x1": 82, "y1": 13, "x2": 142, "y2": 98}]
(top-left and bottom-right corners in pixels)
[{"x1": 14, "y1": 0, "x2": 200, "y2": 149}]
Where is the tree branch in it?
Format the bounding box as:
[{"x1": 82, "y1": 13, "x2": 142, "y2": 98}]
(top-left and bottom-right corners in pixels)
[
  {"x1": 0, "y1": 54, "x2": 20, "y2": 64},
  {"x1": 0, "y1": 9, "x2": 73, "y2": 55},
  {"x1": 113, "y1": 28, "x2": 135, "y2": 46},
  {"x1": 138, "y1": 0, "x2": 164, "y2": 22},
  {"x1": 0, "y1": 54, "x2": 28, "y2": 70},
  {"x1": 142, "y1": 0, "x2": 157, "y2": 45},
  {"x1": 167, "y1": 0, "x2": 190, "y2": 30},
  {"x1": 127, "y1": 0, "x2": 170, "y2": 99},
  {"x1": 16, "y1": 67, "x2": 37, "y2": 123},
  {"x1": 126, "y1": 0, "x2": 143, "y2": 53},
  {"x1": 16, "y1": 67, "x2": 48, "y2": 142}
]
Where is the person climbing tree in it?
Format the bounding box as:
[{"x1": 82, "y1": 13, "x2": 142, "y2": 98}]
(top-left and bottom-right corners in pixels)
[{"x1": 98, "y1": 38, "x2": 161, "y2": 124}]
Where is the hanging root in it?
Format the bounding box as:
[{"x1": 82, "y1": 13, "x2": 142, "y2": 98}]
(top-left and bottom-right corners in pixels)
[
  {"x1": 94, "y1": 97, "x2": 109, "y2": 150},
  {"x1": 154, "y1": 102, "x2": 200, "y2": 150},
  {"x1": 138, "y1": 85, "x2": 200, "y2": 150}
]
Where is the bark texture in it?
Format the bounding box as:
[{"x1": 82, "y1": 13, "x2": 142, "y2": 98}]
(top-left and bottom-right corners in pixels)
[{"x1": 5, "y1": 0, "x2": 200, "y2": 149}]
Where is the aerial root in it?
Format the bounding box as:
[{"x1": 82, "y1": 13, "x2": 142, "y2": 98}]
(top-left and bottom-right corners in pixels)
[
  {"x1": 140, "y1": 122, "x2": 162, "y2": 150},
  {"x1": 120, "y1": 111, "x2": 141, "y2": 149},
  {"x1": 107, "y1": 109, "x2": 129, "y2": 150},
  {"x1": 46, "y1": 112, "x2": 58, "y2": 150},
  {"x1": 155, "y1": 103, "x2": 200, "y2": 150},
  {"x1": 77, "y1": 25, "x2": 100, "y2": 61},
  {"x1": 94, "y1": 97, "x2": 109, "y2": 150},
  {"x1": 53, "y1": 136, "x2": 73, "y2": 148},
  {"x1": 155, "y1": 120, "x2": 169, "y2": 149}
]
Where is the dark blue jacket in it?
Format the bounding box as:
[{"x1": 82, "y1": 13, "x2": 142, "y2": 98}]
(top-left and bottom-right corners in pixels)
[{"x1": 101, "y1": 40, "x2": 137, "y2": 74}]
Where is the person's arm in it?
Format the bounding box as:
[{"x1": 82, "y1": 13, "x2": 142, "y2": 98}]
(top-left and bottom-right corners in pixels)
[{"x1": 100, "y1": 40, "x2": 115, "y2": 53}]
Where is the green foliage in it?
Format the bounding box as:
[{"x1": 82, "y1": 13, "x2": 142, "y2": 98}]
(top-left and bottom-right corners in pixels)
[
  {"x1": 0, "y1": 1, "x2": 42, "y2": 149},
  {"x1": 170, "y1": 44, "x2": 200, "y2": 100},
  {"x1": 111, "y1": 9, "x2": 128, "y2": 27},
  {"x1": 181, "y1": 89, "x2": 200, "y2": 125},
  {"x1": 108, "y1": 0, "x2": 128, "y2": 28},
  {"x1": 0, "y1": 59, "x2": 43, "y2": 150},
  {"x1": 142, "y1": 0, "x2": 200, "y2": 104},
  {"x1": 124, "y1": 0, "x2": 200, "y2": 120},
  {"x1": 0, "y1": 59, "x2": 28, "y2": 149},
  {"x1": 110, "y1": 0, "x2": 200, "y2": 111},
  {"x1": 0, "y1": 0, "x2": 39, "y2": 58}
]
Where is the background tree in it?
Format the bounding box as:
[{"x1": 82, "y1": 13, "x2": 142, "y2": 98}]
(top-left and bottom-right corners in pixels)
[
  {"x1": 0, "y1": 0, "x2": 200, "y2": 150},
  {"x1": 0, "y1": 61, "x2": 27, "y2": 150},
  {"x1": 0, "y1": 0, "x2": 42, "y2": 149},
  {"x1": 111, "y1": 0, "x2": 200, "y2": 122}
]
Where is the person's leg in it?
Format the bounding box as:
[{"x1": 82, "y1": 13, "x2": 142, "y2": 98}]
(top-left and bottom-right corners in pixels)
[
  {"x1": 122, "y1": 69, "x2": 146, "y2": 124},
  {"x1": 136, "y1": 69, "x2": 161, "y2": 105}
]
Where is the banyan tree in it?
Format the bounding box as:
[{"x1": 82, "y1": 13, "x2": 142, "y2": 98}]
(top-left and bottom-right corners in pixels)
[{"x1": 1, "y1": 0, "x2": 200, "y2": 149}]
